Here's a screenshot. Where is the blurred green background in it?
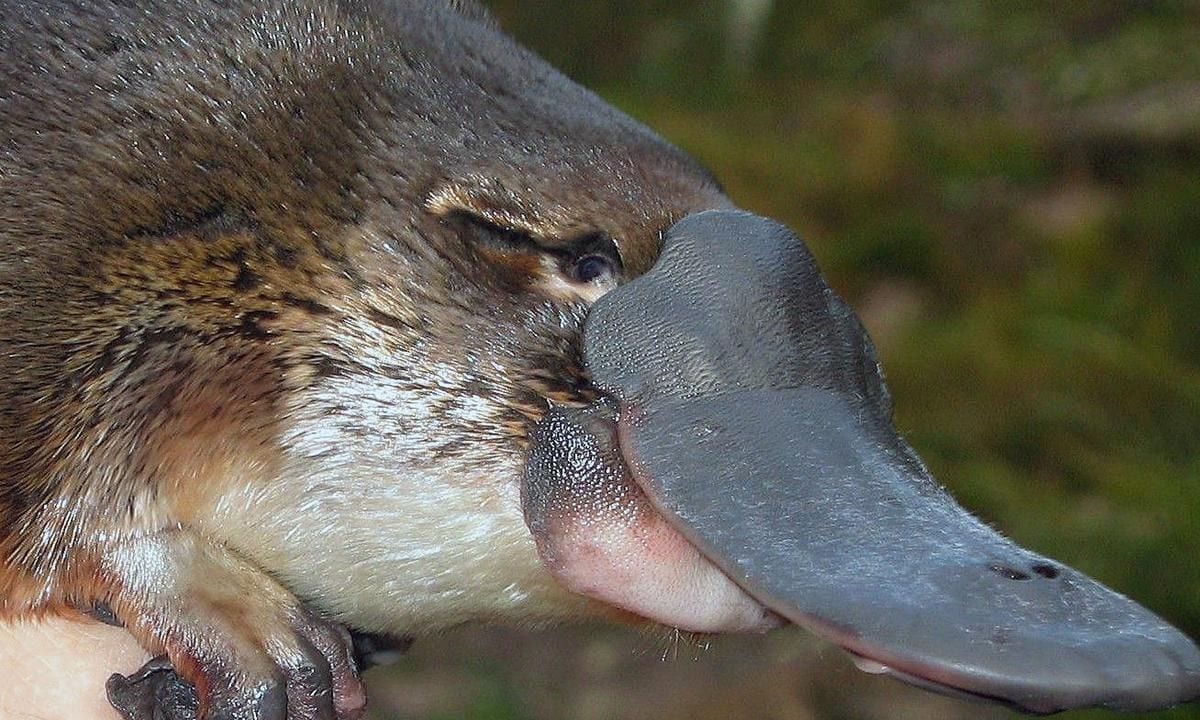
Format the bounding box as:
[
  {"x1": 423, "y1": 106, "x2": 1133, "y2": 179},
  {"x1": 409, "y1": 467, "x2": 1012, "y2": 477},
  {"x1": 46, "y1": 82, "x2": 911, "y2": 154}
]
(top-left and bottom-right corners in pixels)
[{"x1": 366, "y1": 1, "x2": 1200, "y2": 718}]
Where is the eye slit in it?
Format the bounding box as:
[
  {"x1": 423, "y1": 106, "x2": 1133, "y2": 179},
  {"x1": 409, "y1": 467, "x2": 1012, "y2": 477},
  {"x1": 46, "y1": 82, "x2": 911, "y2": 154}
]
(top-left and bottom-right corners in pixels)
[
  {"x1": 446, "y1": 210, "x2": 625, "y2": 286},
  {"x1": 447, "y1": 210, "x2": 538, "y2": 251},
  {"x1": 571, "y1": 254, "x2": 616, "y2": 283}
]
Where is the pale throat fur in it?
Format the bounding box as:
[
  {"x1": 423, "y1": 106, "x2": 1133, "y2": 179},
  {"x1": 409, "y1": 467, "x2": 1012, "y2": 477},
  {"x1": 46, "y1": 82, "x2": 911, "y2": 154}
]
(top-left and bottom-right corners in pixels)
[{"x1": 0, "y1": 0, "x2": 725, "y2": 631}]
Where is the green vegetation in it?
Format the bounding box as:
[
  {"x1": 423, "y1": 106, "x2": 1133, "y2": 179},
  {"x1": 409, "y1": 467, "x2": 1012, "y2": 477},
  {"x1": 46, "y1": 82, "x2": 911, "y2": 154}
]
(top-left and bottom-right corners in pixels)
[{"x1": 372, "y1": 3, "x2": 1200, "y2": 718}]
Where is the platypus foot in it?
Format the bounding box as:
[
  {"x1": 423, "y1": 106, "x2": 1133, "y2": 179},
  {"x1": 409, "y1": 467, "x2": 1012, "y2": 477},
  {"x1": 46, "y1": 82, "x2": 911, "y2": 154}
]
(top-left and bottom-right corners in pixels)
[
  {"x1": 107, "y1": 631, "x2": 390, "y2": 720},
  {"x1": 107, "y1": 656, "x2": 197, "y2": 720},
  {"x1": 95, "y1": 530, "x2": 364, "y2": 720}
]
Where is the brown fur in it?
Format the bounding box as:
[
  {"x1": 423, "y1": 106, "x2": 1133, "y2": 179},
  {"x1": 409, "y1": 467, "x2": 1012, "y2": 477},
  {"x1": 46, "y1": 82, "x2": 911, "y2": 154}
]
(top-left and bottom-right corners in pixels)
[{"x1": 0, "y1": 0, "x2": 723, "y2": 640}]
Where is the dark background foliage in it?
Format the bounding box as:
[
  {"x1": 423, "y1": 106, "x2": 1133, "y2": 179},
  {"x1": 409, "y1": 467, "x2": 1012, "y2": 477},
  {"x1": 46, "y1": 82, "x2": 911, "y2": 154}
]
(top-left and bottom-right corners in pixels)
[{"x1": 366, "y1": 2, "x2": 1200, "y2": 718}]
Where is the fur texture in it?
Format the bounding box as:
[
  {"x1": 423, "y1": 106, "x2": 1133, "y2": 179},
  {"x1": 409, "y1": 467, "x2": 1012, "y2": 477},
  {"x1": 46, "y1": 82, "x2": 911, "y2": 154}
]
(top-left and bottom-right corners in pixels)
[{"x1": 0, "y1": 0, "x2": 723, "y2": 634}]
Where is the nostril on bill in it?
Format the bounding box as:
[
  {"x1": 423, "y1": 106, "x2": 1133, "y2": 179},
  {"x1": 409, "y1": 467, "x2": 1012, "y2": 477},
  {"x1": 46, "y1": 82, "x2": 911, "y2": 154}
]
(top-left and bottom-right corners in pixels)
[
  {"x1": 988, "y1": 564, "x2": 1032, "y2": 581},
  {"x1": 987, "y1": 561, "x2": 1063, "y2": 582},
  {"x1": 1032, "y1": 563, "x2": 1061, "y2": 579}
]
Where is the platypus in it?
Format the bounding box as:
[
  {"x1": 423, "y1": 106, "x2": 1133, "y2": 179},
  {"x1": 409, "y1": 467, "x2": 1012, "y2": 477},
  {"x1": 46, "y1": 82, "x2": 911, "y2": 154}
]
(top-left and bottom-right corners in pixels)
[{"x1": 1, "y1": 2, "x2": 1197, "y2": 719}]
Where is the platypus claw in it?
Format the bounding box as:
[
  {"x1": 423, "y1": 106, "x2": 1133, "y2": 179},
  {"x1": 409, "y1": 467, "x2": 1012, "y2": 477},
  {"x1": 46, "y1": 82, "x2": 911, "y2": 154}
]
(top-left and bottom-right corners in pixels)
[
  {"x1": 107, "y1": 656, "x2": 198, "y2": 720},
  {"x1": 97, "y1": 532, "x2": 367, "y2": 720},
  {"x1": 105, "y1": 632, "x2": 406, "y2": 720}
]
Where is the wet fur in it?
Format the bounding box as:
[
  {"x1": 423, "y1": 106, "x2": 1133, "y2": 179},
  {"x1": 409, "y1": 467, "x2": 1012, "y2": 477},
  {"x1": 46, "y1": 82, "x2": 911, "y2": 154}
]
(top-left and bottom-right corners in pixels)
[{"x1": 0, "y1": 0, "x2": 723, "y2": 635}]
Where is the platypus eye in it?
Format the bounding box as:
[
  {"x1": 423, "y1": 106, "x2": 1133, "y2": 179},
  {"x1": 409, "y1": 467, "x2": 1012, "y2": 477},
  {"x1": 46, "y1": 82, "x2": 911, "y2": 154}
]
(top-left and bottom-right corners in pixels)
[
  {"x1": 444, "y1": 209, "x2": 623, "y2": 297},
  {"x1": 563, "y1": 233, "x2": 622, "y2": 285},
  {"x1": 571, "y1": 254, "x2": 616, "y2": 283}
]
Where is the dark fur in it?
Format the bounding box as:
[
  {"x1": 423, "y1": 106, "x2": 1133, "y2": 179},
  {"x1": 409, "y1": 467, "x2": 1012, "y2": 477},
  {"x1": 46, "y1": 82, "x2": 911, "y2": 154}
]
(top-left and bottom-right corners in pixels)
[
  {"x1": 0, "y1": 0, "x2": 723, "y2": 616},
  {"x1": 0, "y1": 6, "x2": 732, "y2": 717}
]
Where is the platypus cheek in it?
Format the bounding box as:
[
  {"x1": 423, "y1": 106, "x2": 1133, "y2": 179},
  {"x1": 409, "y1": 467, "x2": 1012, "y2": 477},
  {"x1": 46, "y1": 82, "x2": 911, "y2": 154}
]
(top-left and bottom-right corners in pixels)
[{"x1": 522, "y1": 404, "x2": 777, "y2": 633}]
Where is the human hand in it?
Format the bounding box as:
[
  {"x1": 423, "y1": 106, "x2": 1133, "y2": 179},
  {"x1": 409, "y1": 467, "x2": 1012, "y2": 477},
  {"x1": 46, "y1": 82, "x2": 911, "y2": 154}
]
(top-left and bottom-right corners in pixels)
[{"x1": 0, "y1": 616, "x2": 150, "y2": 720}]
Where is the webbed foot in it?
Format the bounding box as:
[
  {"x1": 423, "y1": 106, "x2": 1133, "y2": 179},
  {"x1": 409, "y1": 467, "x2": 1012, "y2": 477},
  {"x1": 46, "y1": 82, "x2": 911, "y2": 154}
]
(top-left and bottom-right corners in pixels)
[
  {"x1": 104, "y1": 631, "x2": 410, "y2": 720},
  {"x1": 98, "y1": 531, "x2": 365, "y2": 720}
]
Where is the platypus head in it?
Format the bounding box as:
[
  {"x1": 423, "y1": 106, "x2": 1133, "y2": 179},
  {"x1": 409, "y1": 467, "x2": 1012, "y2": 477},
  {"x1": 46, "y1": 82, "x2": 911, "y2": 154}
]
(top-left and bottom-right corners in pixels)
[
  {"x1": 228, "y1": 0, "x2": 744, "y2": 631},
  {"x1": 27, "y1": 0, "x2": 1191, "y2": 713},
  {"x1": 262, "y1": 3, "x2": 1199, "y2": 712}
]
